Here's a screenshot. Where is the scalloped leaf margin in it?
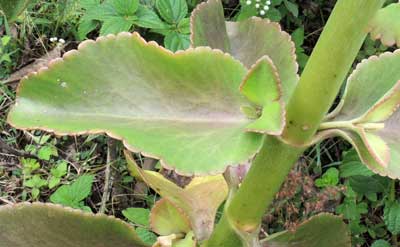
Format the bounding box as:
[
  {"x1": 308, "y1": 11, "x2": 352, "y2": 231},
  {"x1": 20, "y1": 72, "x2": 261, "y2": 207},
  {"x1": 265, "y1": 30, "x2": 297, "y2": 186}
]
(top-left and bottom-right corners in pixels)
[
  {"x1": 368, "y1": 2, "x2": 400, "y2": 47},
  {"x1": 0, "y1": 202, "x2": 149, "y2": 247},
  {"x1": 7, "y1": 31, "x2": 266, "y2": 176}
]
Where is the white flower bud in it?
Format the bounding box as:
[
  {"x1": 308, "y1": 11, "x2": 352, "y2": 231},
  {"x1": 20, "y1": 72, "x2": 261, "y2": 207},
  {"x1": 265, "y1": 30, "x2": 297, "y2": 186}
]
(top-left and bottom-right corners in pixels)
[
  {"x1": 260, "y1": 10, "x2": 266, "y2": 15},
  {"x1": 255, "y1": 3, "x2": 260, "y2": 8}
]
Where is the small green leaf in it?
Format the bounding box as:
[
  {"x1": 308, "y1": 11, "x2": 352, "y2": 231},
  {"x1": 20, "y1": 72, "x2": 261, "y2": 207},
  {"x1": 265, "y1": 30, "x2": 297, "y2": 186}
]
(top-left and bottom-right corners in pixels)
[
  {"x1": 38, "y1": 145, "x2": 58, "y2": 161},
  {"x1": 336, "y1": 198, "x2": 368, "y2": 221},
  {"x1": 292, "y1": 27, "x2": 304, "y2": 47},
  {"x1": 135, "y1": 5, "x2": 169, "y2": 29},
  {"x1": 112, "y1": 0, "x2": 139, "y2": 16},
  {"x1": 283, "y1": 0, "x2": 298, "y2": 17},
  {"x1": 156, "y1": 0, "x2": 188, "y2": 24},
  {"x1": 50, "y1": 161, "x2": 68, "y2": 178},
  {"x1": 136, "y1": 227, "x2": 157, "y2": 246},
  {"x1": 50, "y1": 175, "x2": 94, "y2": 209},
  {"x1": 48, "y1": 177, "x2": 61, "y2": 189},
  {"x1": 315, "y1": 168, "x2": 339, "y2": 188},
  {"x1": 24, "y1": 175, "x2": 47, "y2": 189},
  {"x1": 164, "y1": 32, "x2": 190, "y2": 51},
  {"x1": 21, "y1": 158, "x2": 40, "y2": 174},
  {"x1": 123, "y1": 207, "x2": 151, "y2": 227},
  {"x1": 265, "y1": 7, "x2": 282, "y2": 22},
  {"x1": 177, "y1": 18, "x2": 190, "y2": 34},
  {"x1": 340, "y1": 149, "x2": 375, "y2": 177},
  {"x1": 371, "y1": 240, "x2": 392, "y2": 247},
  {"x1": 100, "y1": 16, "x2": 135, "y2": 35},
  {"x1": 240, "y1": 56, "x2": 285, "y2": 135},
  {"x1": 384, "y1": 202, "x2": 400, "y2": 235},
  {"x1": 78, "y1": 19, "x2": 98, "y2": 40}
]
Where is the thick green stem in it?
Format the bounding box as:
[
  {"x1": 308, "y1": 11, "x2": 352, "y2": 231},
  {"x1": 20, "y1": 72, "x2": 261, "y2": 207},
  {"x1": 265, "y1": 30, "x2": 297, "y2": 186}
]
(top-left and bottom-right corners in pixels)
[
  {"x1": 283, "y1": 0, "x2": 385, "y2": 145},
  {"x1": 205, "y1": 0, "x2": 384, "y2": 246}
]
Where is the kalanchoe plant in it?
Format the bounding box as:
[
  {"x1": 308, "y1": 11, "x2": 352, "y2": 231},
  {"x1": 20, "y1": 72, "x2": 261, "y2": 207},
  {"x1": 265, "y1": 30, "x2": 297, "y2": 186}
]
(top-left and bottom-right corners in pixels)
[{"x1": 1, "y1": 0, "x2": 400, "y2": 246}]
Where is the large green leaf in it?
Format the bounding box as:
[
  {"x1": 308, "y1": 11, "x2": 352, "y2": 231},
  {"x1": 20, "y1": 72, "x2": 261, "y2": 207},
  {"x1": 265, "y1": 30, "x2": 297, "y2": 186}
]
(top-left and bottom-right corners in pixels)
[
  {"x1": 368, "y1": 2, "x2": 400, "y2": 47},
  {"x1": 262, "y1": 214, "x2": 351, "y2": 247},
  {"x1": 319, "y1": 50, "x2": 400, "y2": 178},
  {"x1": 190, "y1": 0, "x2": 299, "y2": 103},
  {"x1": 0, "y1": 203, "x2": 148, "y2": 247},
  {"x1": 126, "y1": 152, "x2": 228, "y2": 241},
  {"x1": 7, "y1": 32, "x2": 265, "y2": 176}
]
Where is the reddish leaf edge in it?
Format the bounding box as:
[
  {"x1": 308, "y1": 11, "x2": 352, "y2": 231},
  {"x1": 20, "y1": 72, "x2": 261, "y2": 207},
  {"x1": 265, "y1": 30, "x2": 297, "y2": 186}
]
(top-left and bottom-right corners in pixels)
[
  {"x1": 6, "y1": 31, "x2": 265, "y2": 177},
  {"x1": 240, "y1": 55, "x2": 286, "y2": 135}
]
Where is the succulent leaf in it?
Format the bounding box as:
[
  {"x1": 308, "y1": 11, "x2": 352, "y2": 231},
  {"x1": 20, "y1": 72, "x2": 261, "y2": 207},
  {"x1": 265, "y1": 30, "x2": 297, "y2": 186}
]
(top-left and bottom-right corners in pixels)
[
  {"x1": 0, "y1": 203, "x2": 149, "y2": 247},
  {"x1": 191, "y1": 0, "x2": 299, "y2": 103},
  {"x1": 240, "y1": 56, "x2": 285, "y2": 134},
  {"x1": 261, "y1": 214, "x2": 351, "y2": 247},
  {"x1": 319, "y1": 50, "x2": 400, "y2": 178},
  {"x1": 150, "y1": 198, "x2": 191, "y2": 236},
  {"x1": 332, "y1": 51, "x2": 400, "y2": 122},
  {"x1": 368, "y1": 2, "x2": 400, "y2": 47},
  {"x1": 126, "y1": 151, "x2": 228, "y2": 241},
  {"x1": 7, "y1": 31, "x2": 265, "y2": 176}
]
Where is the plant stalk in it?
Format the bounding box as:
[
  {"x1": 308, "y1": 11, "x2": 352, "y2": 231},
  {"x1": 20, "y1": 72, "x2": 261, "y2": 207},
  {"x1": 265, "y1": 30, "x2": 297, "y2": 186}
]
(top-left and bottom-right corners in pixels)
[{"x1": 205, "y1": 0, "x2": 385, "y2": 246}]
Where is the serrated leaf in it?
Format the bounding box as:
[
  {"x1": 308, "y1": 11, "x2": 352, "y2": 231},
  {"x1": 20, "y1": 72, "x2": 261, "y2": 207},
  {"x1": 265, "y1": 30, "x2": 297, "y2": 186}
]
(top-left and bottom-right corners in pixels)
[
  {"x1": 38, "y1": 145, "x2": 58, "y2": 161},
  {"x1": 384, "y1": 202, "x2": 400, "y2": 235},
  {"x1": 368, "y1": 3, "x2": 400, "y2": 47},
  {"x1": 78, "y1": 19, "x2": 98, "y2": 40},
  {"x1": 135, "y1": 5, "x2": 169, "y2": 29},
  {"x1": 123, "y1": 207, "x2": 151, "y2": 227},
  {"x1": 262, "y1": 214, "x2": 351, "y2": 247},
  {"x1": 48, "y1": 177, "x2": 61, "y2": 189},
  {"x1": 340, "y1": 161, "x2": 375, "y2": 178},
  {"x1": 164, "y1": 32, "x2": 190, "y2": 51},
  {"x1": 336, "y1": 198, "x2": 368, "y2": 221},
  {"x1": 150, "y1": 198, "x2": 191, "y2": 235},
  {"x1": 50, "y1": 161, "x2": 68, "y2": 178},
  {"x1": 191, "y1": 0, "x2": 298, "y2": 103},
  {"x1": 127, "y1": 153, "x2": 228, "y2": 240},
  {"x1": 0, "y1": 203, "x2": 149, "y2": 247},
  {"x1": 156, "y1": 0, "x2": 187, "y2": 24},
  {"x1": 371, "y1": 240, "x2": 392, "y2": 247},
  {"x1": 349, "y1": 175, "x2": 389, "y2": 195},
  {"x1": 100, "y1": 16, "x2": 135, "y2": 35},
  {"x1": 24, "y1": 174, "x2": 47, "y2": 188},
  {"x1": 50, "y1": 175, "x2": 94, "y2": 209},
  {"x1": 8, "y1": 32, "x2": 264, "y2": 175},
  {"x1": 112, "y1": 0, "x2": 139, "y2": 16},
  {"x1": 314, "y1": 168, "x2": 339, "y2": 188}
]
